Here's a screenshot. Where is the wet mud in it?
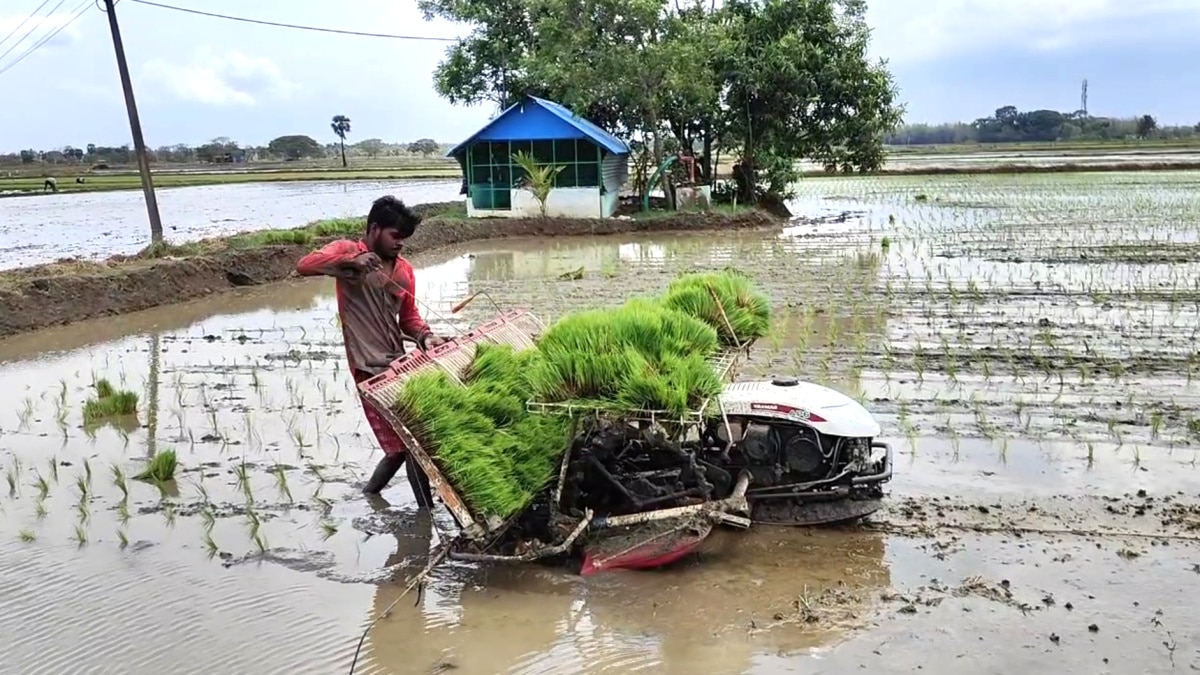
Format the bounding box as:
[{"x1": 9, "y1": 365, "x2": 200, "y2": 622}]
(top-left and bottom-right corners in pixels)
[{"x1": 2, "y1": 171, "x2": 1200, "y2": 673}]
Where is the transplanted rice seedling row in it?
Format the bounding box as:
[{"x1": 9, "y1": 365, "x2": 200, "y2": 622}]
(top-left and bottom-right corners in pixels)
[
  {"x1": 775, "y1": 171, "x2": 1200, "y2": 467},
  {"x1": 393, "y1": 269, "x2": 773, "y2": 520}
]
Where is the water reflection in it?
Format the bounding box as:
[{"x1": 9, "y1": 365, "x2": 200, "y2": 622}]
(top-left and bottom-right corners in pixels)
[
  {"x1": 361, "y1": 521, "x2": 891, "y2": 675},
  {"x1": 0, "y1": 179, "x2": 462, "y2": 270}
]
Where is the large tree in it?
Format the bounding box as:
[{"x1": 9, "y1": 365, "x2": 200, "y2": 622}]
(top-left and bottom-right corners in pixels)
[
  {"x1": 420, "y1": 0, "x2": 901, "y2": 203},
  {"x1": 718, "y1": 0, "x2": 901, "y2": 201},
  {"x1": 267, "y1": 134, "x2": 325, "y2": 160}
]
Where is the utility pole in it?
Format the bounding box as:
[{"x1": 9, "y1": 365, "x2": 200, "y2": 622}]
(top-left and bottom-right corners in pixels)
[{"x1": 103, "y1": 0, "x2": 164, "y2": 243}]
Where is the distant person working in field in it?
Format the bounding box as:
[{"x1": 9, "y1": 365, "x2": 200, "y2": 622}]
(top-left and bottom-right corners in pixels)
[{"x1": 296, "y1": 195, "x2": 447, "y2": 503}]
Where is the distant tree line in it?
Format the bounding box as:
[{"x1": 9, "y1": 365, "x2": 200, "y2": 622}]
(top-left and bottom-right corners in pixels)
[
  {"x1": 0, "y1": 135, "x2": 451, "y2": 168},
  {"x1": 888, "y1": 106, "x2": 1200, "y2": 145}
]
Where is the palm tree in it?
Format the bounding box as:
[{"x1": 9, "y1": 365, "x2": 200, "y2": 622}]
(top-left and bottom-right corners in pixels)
[{"x1": 331, "y1": 114, "x2": 352, "y2": 167}]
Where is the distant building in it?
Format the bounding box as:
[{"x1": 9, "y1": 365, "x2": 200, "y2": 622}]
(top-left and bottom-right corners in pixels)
[{"x1": 447, "y1": 95, "x2": 630, "y2": 219}]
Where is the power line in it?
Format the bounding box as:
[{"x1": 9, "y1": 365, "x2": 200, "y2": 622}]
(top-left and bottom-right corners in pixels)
[
  {"x1": 0, "y1": 0, "x2": 92, "y2": 78},
  {"x1": 127, "y1": 0, "x2": 458, "y2": 42},
  {"x1": 0, "y1": 0, "x2": 55, "y2": 52},
  {"x1": 0, "y1": 0, "x2": 70, "y2": 64}
]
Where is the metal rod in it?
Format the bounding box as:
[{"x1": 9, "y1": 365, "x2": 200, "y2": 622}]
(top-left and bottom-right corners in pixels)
[
  {"x1": 746, "y1": 469, "x2": 851, "y2": 495},
  {"x1": 103, "y1": 0, "x2": 164, "y2": 244},
  {"x1": 852, "y1": 441, "x2": 893, "y2": 485}
]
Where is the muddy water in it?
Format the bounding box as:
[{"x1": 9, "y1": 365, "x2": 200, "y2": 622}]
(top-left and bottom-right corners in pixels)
[
  {"x1": 4, "y1": 173, "x2": 1200, "y2": 674},
  {"x1": 0, "y1": 178, "x2": 461, "y2": 270}
]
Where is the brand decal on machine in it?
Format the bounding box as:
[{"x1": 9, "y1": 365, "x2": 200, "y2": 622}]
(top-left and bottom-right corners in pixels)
[{"x1": 750, "y1": 402, "x2": 811, "y2": 420}]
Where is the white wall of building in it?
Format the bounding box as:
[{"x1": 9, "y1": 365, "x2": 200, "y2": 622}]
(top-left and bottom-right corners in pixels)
[{"x1": 465, "y1": 186, "x2": 608, "y2": 219}]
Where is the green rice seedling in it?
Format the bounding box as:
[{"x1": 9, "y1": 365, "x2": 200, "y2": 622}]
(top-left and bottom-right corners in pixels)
[
  {"x1": 320, "y1": 521, "x2": 338, "y2": 540},
  {"x1": 204, "y1": 532, "x2": 219, "y2": 558},
  {"x1": 18, "y1": 529, "x2": 35, "y2": 543},
  {"x1": 244, "y1": 504, "x2": 261, "y2": 530},
  {"x1": 33, "y1": 473, "x2": 49, "y2": 500},
  {"x1": 234, "y1": 460, "x2": 252, "y2": 500},
  {"x1": 253, "y1": 530, "x2": 268, "y2": 554},
  {"x1": 35, "y1": 501, "x2": 47, "y2": 519},
  {"x1": 398, "y1": 371, "x2": 529, "y2": 517},
  {"x1": 134, "y1": 449, "x2": 178, "y2": 483},
  {"x1": 312, "y1": 495, "x2": 333, "y2": 514},
  {"x1": 73, "y1": 523, "x2": 88, "y2": 547},
  {"x1": 200, "y1": 505, "x2": 216, "y2": 532},
  {"x1": 82, "y1": 378, "x2": 139, "y2": 424},
  {"x1": 397, "y1": 345, "x2": 572, "y2": 518},
  {"x1": 194, "y1": 475, "x2": 210, "y2": 504},
  {"x1": 18, "y1": 396, "x2": 35, "y2": 428},
  {"x1": 1150, "y1": 411, "x2": 1164, "y2": 440},
  {"x1": 117, "y1": 529, "x2": 129, "y2": 549},
  {"x1": 662, "y1": 270, "x2": 771, "y2": 347},
  {"x1": 527, "y1": 301, "x2": 720, "y2": 406},
  {"x1": 273, "y1": 464, "x2": 293, "y2": 503}
]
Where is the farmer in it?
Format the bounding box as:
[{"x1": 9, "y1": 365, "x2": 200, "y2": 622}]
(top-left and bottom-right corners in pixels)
[{"x1": 296, "y1": 195, "x2": 446, "y2": 504}]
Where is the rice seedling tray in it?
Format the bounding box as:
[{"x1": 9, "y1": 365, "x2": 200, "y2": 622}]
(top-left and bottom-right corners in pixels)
[
  {"x1": 358, "y1": 308, "x2": 548, "y2": 540},
  {"x1": 524, "y1": 346, "x2": 747, "y2": 424}
]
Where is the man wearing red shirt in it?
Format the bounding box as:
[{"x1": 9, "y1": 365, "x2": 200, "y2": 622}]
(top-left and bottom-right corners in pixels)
[{"x1": 296, "y1": 195, "x2": 446, "y2": 502}]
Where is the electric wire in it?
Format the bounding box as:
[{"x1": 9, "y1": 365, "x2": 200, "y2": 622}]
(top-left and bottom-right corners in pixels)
[
  {"x1": 0, "y1": 0, "x2": 55, "y2": 52},
  {"x1": 0, "y1": 0, "x2": 70, "y2": 64},
  {"x1": 127, "y1": 0, "x2": 458, "y2": 42},
  {"x1": 0, "y1": 0, "x2": 91, "y2": 78}
]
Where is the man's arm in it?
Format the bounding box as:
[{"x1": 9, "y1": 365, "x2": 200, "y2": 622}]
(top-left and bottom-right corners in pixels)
[{"x1": 296, "y1": 240, "x2": 362, "y2": 277}]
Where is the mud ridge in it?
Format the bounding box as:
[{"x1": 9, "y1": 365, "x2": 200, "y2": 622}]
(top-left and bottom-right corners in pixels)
[{"x1": 0, "y1": 208, "x2": 780, "y2": 338}]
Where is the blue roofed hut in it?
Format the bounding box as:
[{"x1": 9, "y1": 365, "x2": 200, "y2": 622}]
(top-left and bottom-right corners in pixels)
[{"x1": 447, "y1": 96, "x2": 630, "y2": 218}]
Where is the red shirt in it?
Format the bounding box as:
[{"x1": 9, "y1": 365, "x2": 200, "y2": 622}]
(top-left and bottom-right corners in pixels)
[{"x1": 296, "y1": 239, "x2": 431, "y2": 375}]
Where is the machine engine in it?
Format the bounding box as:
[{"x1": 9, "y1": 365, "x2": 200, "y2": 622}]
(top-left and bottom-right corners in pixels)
[{"x1": 725, "y1": 418, "x2": 875, "y2": 490}]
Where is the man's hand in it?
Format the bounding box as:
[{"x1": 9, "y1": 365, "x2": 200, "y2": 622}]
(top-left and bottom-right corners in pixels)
[
  {"x1": 335, "y1": 252, "x2": 382, "y2": 280},
  {"x1": 419, "y1": 333, "x2": 448, "y2": 350}
]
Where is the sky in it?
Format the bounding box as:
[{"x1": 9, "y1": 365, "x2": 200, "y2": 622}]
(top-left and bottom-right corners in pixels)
[{"x1": 0, "y1": 0, "x2": 1197, "y2": 152}]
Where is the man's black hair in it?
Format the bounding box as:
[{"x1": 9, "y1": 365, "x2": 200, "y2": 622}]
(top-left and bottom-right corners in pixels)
[{"x1": 366, "y1": 195, "x2": 421, "y2": 238}]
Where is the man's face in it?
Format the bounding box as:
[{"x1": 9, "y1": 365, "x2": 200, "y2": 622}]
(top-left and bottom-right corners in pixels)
[{"x1": 366, "y1": 225, "x2": 405, "y2": 261}]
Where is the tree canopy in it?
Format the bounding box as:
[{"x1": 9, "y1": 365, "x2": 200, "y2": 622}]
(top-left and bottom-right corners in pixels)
[
  {"x1": 419, "y1": 0, "x2": 902, "y2": 201},
  {"x1": 888, "y1": 107, "x2": 1198, "y2": 145},
  {"x1": 267, "y1": 135, "x2": 325, "y2": 160}
]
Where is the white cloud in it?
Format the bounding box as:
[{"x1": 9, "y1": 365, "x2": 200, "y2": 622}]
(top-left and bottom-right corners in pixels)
[
  {"x1": 867, "y1": 0, "x2": 1200, "y2": 63},
  {"x1": 0, "y1": 10, "x2": 85, "y2": 52},
  {"x1": 141, "y1": 47, "x2": 298, "y2": 106}
]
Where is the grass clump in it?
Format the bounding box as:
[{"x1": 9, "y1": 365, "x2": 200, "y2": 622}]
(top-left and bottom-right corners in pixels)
[
  {"x1": 82, "y1": 379, "x2": 139, "y2": 424},
  {"x1": 134, "y1": 449, "x2": 178, "y2": 483},
  {"x1": 662, "y1": 269, "x2": 772, "y2": 346},
  {"x1": 396, "y1": 344, "x2": 570, "y2": 520}
]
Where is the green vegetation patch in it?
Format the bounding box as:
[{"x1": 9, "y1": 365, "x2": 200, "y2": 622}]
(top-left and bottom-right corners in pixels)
[
  {"x1": 396, "y1": 344, "x2": 572, "y2": 519},
  {"x1": 82, "y1": 378, "x2": 138, "y2": 424},
  {"x1": 662, "y1": 269, "x2": 772, "y2": 347}
]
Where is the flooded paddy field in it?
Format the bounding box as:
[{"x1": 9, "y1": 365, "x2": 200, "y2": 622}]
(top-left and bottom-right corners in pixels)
[
  {"x1": 0, "y1": 178, "x2": 461, "y2": 270},
  {"x1": 2, "y1": 170, "x2": 1200, "y2": 673}
]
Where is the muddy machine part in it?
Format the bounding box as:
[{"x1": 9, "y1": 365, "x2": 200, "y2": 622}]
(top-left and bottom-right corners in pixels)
[{"x1": 703, "y1": 377, "x2": 894, "y2": 526}]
